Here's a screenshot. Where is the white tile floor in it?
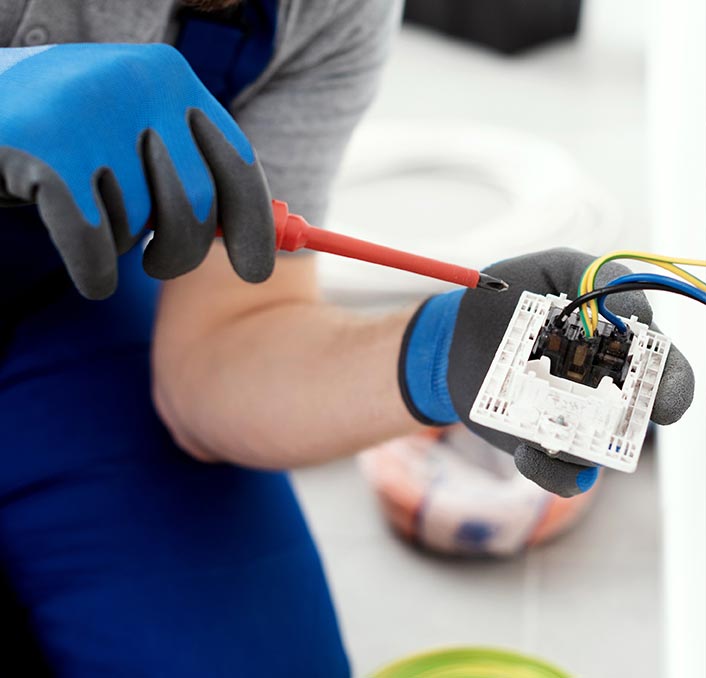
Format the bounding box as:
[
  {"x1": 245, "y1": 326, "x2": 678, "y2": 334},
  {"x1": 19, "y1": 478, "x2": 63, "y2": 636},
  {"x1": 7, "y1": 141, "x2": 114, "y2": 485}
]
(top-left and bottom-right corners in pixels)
[
  {"x1": 293, "y1": 7, "x2": 660, "y2": 677},
  {"x1": 293, "y1": 446, "x2": 661, "y2": 677}
]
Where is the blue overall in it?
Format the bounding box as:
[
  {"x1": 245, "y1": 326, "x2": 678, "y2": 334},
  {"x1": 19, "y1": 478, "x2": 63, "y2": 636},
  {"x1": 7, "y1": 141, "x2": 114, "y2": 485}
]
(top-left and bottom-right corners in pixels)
[{"x1": 0, "y1": 6, "x2": 350, "y2": 677}]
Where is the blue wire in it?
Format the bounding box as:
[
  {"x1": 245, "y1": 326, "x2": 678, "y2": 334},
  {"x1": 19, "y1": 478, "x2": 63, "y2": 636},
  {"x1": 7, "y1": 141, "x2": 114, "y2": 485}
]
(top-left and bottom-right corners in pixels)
[{"x1": 598, "y1": 273, "x2": 706, "y2": 331}]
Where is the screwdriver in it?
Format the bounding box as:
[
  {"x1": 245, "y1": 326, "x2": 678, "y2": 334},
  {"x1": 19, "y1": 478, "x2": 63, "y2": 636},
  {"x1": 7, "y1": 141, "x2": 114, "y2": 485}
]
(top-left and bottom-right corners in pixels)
[
  {"x1": 269, "y1": 200, "x2": 508, "y2": 292},
  {"x1": 154, "y1": 199, "x2": 508, "y2": 292}
]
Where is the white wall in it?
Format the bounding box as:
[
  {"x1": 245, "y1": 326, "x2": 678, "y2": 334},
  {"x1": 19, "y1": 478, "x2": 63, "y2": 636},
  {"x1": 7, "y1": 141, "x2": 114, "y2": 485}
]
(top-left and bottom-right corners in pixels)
[{"x1": 647, "y1": 1, "x2": 706, "y2": 677}]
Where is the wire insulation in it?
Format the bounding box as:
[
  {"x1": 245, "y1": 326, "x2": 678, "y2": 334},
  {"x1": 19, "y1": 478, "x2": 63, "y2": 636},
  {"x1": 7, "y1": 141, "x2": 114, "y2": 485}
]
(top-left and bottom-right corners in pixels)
[
  {"x1": 598, "y1": 274, "x2": 706, "y2": 331},
  {"x1": 577, "y1": 251, "x2": 706, "y2": 334},
  {"x1": 560, "y1": 281, "x2": 706, "y2": 332}
]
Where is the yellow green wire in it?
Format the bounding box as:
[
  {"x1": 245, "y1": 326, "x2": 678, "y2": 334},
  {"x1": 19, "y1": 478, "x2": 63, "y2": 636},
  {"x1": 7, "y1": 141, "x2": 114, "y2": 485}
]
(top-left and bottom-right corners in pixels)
[
  {"x1": 577, "y1": 251, "x2": 706, "y2": 335},
  {"x1": 579, "y1": 258, "x2": 697, "y2": 333}
]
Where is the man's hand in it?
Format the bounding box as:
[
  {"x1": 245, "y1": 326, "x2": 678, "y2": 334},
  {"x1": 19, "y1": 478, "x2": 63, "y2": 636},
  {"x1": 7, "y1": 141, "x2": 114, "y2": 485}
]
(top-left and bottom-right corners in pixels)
[
  {"x1": 399, "y1": 248, "x2": 696, "y2": 497},
  {"x1": 0, "y1": 44, "x2": 274, "y2": 299}
]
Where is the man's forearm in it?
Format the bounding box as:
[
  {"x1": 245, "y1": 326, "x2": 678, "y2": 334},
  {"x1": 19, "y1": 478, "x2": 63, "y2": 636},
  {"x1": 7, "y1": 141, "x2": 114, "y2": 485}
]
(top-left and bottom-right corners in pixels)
[{"x1": 153, "y1": 272, "x2": 422, "y2": 468}]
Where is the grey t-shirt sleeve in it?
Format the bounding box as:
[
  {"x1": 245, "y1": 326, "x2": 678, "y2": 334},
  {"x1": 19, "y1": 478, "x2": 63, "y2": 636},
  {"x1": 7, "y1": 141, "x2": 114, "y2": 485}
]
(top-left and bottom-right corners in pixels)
[{"x1": 230, "y1": 0, "x2": 402, "y2": 228}]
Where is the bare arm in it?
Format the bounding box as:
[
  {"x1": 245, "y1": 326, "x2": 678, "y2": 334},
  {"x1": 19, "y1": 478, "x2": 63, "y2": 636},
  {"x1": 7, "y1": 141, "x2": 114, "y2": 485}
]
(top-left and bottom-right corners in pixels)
[
  {"x1": 152, "y1": 244, "x2": 422, "y2": 468},
  {"x1": 151, "y1": 0, "x2": 409, "y2": 467}
]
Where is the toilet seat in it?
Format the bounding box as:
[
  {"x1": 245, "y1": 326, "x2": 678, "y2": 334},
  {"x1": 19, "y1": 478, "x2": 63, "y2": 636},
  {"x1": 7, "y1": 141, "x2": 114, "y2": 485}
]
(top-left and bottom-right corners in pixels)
[{"x1": 323, "y1": 120, "x2": 622, "y2": 302}]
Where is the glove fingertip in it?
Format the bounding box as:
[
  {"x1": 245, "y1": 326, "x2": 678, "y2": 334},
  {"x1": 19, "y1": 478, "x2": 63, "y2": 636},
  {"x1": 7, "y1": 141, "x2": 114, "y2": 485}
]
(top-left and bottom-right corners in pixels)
[
  {"x1": 651, "y1": 374, "x2": 695, "y2": 425},
  {"x1": 35, "y1": 176, "x2": 120, "y2": 300},
  {"x1": 64, "y1": 264, "x2": 118, "y2": 300},
  {"x1": 576, "y1": 466, "x2": 599, "y2": 493},
  {"x1": 514, "y1": 443, "x2": 595, "y2": 498},
  {"x1": 191, "y1": 113, "x2": 275, "y2": 285},
  {"x1": 229, "y1": 248, "x2": 275, "y2": 284}
]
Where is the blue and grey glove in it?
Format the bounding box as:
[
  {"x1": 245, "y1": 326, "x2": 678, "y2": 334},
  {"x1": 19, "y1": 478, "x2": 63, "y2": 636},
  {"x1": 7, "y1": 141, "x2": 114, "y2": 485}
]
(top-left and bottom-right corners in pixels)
[
  {"x1": 0, "y1": 44, "x2": 274, "y2": 299},
  {"x1": 399, "y1": 248, "x2": 695, "y2": 497}
]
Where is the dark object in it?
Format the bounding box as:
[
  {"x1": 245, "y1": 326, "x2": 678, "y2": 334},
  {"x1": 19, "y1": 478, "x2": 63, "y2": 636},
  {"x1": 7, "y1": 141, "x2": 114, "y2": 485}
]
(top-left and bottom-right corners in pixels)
[
  {"x1": 403, "y1": 0, "x2": 583, "y2": 55},
  {"x1": 477, "y1": 273, "x2": 510, "y2": 292},
  {"x1": 532, "y1": 307, "x2": 633, "y2": 389},
  {"x1": 0, "y1": 569, "x2": 52, "y2": 677}
]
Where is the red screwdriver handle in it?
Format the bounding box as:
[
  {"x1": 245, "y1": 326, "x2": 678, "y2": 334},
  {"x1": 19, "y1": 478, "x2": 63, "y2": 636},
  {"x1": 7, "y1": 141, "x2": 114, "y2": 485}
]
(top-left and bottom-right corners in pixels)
[{"x1": 271, "y1": 200, "x2": 481, "y2": 289}]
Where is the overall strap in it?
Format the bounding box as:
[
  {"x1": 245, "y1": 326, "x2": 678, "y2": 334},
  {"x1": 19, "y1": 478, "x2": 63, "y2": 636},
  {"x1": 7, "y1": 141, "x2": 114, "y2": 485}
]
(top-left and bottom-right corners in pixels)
[{"x1": 175, "y1": 0, "x2": 279, "y2": 107}]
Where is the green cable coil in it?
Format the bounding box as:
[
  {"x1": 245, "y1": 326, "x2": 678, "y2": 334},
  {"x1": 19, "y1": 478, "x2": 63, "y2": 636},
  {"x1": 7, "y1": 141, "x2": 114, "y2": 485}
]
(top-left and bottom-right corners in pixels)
[{"x1": 372, "y1": 647, "x2": 572, "y2": 678}]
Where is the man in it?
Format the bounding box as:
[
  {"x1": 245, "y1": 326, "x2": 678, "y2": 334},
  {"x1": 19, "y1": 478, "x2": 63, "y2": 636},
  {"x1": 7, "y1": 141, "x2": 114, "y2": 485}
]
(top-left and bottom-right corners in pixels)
[{"x1": 0, "y1": 1, "x2": 694, "y2": 676}]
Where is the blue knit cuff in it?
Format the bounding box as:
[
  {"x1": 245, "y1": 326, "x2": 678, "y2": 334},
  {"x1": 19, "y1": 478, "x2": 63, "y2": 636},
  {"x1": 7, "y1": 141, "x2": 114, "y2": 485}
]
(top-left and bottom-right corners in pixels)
[{"x1": 402, "y1": 290, "x2": 463, "y2": 425}]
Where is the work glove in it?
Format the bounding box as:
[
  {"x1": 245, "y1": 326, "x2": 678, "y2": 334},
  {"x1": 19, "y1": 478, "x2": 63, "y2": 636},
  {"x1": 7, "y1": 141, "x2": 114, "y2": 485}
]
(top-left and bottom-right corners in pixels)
[
  {"x1": 0, "y1": 44, "x2": 274, "y2": 300},
  {"x1": 399, "y1": 248, "x2": 695, "y2": 497}
]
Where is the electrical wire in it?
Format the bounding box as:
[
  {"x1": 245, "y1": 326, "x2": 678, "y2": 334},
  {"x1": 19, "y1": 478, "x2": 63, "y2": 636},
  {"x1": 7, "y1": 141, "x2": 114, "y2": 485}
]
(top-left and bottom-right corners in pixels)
[
  {"x1": 581, "y1": 256, "x2": 706, "y2": 333},
  {"x1": 577, "y1": 251, "x2": 706, "y2": 334},
  {"x1": 579, "y1": 253, "x2": 706, "y2": 333},
  {"x1": 559, "y1": 281, "x2": 706, "y2": 334},
  {"x1": 597, "y1": 273, "x2": 706, "y2": 332}
]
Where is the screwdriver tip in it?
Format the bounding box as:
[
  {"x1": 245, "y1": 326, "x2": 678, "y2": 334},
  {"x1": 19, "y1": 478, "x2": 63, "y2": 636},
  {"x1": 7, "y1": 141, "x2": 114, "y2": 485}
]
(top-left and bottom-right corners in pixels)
[{"x1": 477, "y1": 273, "x2": 509, "y2": 292}]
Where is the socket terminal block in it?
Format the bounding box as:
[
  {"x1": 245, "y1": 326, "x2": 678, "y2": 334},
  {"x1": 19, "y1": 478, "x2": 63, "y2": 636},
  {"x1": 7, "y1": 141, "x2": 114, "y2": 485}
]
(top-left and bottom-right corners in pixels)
[
  {"x1": 469, "y1": 292, "x2": 671, "y2": 472},
  {"x1": 530, "y1": 306, "x2": 633, "y2": 389}
]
